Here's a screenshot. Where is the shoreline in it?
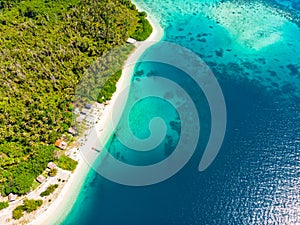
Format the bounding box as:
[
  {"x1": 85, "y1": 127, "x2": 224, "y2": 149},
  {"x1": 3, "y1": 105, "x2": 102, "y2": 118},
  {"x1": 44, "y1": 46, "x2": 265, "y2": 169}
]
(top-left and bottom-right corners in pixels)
[{"x1": 29, "y1": 6, "x2": 164, "y2": 225}]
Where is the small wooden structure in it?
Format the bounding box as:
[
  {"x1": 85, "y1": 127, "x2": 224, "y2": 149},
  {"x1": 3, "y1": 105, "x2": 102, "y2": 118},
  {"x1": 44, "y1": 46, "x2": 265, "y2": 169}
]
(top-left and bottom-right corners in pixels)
[
  {"x1": 47, "y1": 162, "x2": 57, "y2": 170},
  {"x1": 68, "y1": 127, "x2": 76, "y2": 135},
  {"x1": 55, "y1": 139, "x2": 67, "y2": 150},
  {"x1": 36, "y1": 175, "x2": 46, "y2": 183},
  {"x1": 127, "y1": 38, "x2": 137, "y2": 44},
  {"x1": 8, "y1": 193, "x2": 17, "y2": 202},
  {"x1": 85, "y1": 103, "x2": 92, "y2": 109}
]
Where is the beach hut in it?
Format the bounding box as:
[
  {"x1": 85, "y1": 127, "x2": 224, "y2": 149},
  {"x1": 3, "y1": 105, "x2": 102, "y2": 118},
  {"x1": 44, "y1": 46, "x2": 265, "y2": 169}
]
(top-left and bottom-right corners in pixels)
[
  {"x1": 127, "y1": 38, "x2": 137, "y2": 44},
  {"x1": 47, "y1": 162, "x2": 57, "y2": 170},
  {"x1": 55, "y1": 139, "x2": 67, "y2": 150},
  {"x1": 68, "y1": 127, "x2": 77, "y2": 135},
  {"x1": 85, "y1": 103, "x2": 92, "y2": 109},
  {"x1": 8, "y1": 193, "x2": 17, "y2": 202},
  {"x1": 36, "y1": 175, "x2": 46, "y2": 183}
]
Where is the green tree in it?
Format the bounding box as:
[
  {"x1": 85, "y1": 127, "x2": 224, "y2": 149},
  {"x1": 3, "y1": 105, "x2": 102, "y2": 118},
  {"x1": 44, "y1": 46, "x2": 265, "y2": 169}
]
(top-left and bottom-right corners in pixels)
[
  {"x1": 23, "y1": 199, "x2": 43, "y2": 213},
  {"x1": 12, "y1": 206, "x2": 24, "y2": 220},
  {"x1": 40, "y1": 184, "x2": 59, "y2": 197},
  {"x1": 48, "y1": 168, "x2": 58, "y2": 177},
  {"x1": 0, "y1": 0, "x2": 152, "y2": 196},
  {"x1": 55, "y1": 155, "x2": 78, "y2": 171},
  {"x1": 0, "y1": 201, "x2": 9, "y2": 210}
]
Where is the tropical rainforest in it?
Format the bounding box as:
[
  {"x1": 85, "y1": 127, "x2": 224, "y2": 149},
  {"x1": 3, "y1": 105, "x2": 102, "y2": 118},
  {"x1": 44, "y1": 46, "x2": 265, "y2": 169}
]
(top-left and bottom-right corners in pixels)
[{"x1": 0, "y1": 0, "x2": 152, "y2": 196}]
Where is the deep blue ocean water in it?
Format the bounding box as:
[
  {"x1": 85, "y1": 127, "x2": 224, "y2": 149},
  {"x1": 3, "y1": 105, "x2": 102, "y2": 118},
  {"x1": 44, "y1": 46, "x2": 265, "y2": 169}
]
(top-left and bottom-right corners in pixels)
[{"x1": 62, "y1": 0, "x2": 300, "y2": 224}]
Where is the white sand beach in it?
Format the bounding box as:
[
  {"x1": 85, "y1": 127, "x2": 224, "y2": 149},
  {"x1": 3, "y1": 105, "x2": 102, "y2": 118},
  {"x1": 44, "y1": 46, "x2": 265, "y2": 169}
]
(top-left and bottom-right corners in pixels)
[{"x1": 28, "y1": 9, "x2": 164, "y2": 225}]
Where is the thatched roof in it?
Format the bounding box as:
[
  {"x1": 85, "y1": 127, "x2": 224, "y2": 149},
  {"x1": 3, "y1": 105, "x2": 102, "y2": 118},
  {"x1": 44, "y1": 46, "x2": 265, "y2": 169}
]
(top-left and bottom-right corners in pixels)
[
  {"x1": 85, "y1": 103, "x2": 92, "y2": 109},
  {"x1": 47, "y1": 162, "x2": 57, "y2": 169},
  {"x1": 68, "y1": 127, "x2": 76, "y2": 135},
  {"x1": 36, "y1": 175, "x2": 46, "y2": 183},
  {"x1": 8, "y1": 193, "x2": 17, "y2": 202},
  {"x1": 127, "y1": 38, "x2": 137, "y2": 44},
  {"x1": 55, "y1": 139, "x2": 67, "y2": 150}
]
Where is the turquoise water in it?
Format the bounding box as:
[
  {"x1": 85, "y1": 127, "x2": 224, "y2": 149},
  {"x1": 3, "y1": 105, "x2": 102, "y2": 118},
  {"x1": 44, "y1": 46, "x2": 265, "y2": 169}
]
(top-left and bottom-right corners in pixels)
[{"x1": 63, "y1": 0, "x2": 300, "y2": 224}]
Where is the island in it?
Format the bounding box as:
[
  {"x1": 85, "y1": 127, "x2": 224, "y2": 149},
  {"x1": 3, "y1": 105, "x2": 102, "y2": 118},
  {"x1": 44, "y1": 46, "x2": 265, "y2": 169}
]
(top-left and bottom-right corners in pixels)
[{"x1": 0, "y1": 0, "x2": 158, "y2": 224}]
